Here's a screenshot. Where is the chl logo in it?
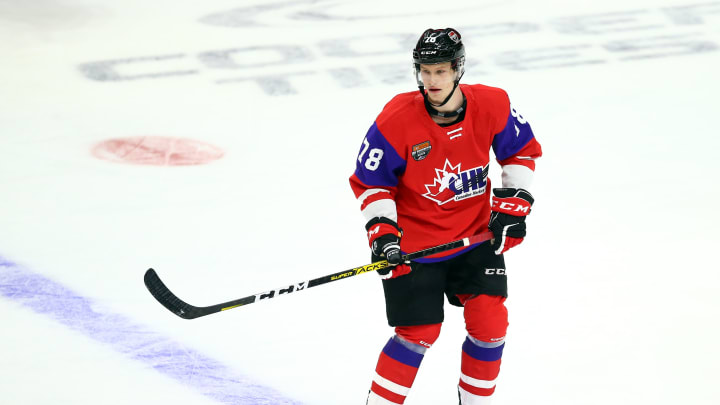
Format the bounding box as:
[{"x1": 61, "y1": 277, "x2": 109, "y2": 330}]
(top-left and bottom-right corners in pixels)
[{"x1": 422, "y1": 159, "x2": 489, "y2": 205}]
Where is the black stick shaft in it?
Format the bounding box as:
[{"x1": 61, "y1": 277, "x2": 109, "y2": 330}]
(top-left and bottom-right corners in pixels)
[{"x1": 144, "y1": 231, "x2": 493, "y2": 319}]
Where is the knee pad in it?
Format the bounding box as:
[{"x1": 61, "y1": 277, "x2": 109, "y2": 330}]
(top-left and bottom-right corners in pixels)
[
  {"x1": 463, "y1": 294, "x2": 508, "y2": 342},
  {"x1": 395, "y1": 323, "x2": 442, "y2": 348}
]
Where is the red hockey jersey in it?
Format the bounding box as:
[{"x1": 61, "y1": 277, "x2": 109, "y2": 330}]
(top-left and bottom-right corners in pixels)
[{"x1": 350, "y1": 84, "x2": 542, "y2": 262}]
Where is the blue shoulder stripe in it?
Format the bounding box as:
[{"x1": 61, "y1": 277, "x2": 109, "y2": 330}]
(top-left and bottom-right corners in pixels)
[
  {"x1": 492, "y1": 112, "x2": 535, "y2": 161},
  {"x1": 353, "y1": 122, "x2": 407, "y2": 188}
]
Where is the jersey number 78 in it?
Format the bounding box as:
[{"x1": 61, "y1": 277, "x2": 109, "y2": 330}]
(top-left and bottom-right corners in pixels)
[{"x1": 358, "y1": 138, "x2": 385, "y2": 171}]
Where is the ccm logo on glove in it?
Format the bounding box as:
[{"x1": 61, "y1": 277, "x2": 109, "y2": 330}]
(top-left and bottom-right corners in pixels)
[
  {"x1": 489, "y1": 188, "x2": 534, "y2": 255},
  {"x1": 491, "y1": 200, "x2": 531, "y2": 215}
]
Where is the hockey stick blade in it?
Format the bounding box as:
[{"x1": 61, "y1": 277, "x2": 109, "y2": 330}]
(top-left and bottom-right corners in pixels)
[
  {"x1": 144, "y1": 269, "x2": 208, "y2": 319},
  {"x1": 144, "y1": 231, "x2": 494, "y2": 319}
]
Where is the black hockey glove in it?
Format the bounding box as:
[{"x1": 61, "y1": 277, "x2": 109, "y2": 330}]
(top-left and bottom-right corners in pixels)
[
  {"x1": 488, "y1": 188, "x2": 534, "y2": 255},
  {"x1": 365, "y1": 217, "x2": 412, "y2": 280}
]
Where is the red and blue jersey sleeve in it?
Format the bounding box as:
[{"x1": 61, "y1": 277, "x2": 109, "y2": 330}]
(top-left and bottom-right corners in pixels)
[
  {"x1": 491, "y1": 105, "x2": 542, "y2": 170},
  {"x1": 349, "y1": 122, "x2": 407, "y2": 221}
]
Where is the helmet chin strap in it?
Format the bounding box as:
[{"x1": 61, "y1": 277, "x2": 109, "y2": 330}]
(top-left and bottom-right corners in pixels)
[{"x1": 424, "y1": 93, "x2": 466, "y2": 118}]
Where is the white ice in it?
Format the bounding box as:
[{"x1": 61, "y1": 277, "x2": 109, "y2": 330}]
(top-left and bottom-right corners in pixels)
[{"x1": 1, "y1": 0, "x2": 719, "y2": 404}]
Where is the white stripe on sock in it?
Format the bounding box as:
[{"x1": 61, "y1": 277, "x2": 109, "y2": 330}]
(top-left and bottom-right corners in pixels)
[
  {"x1": 373, "y1": 372, "x2": 411, "y2": 396},
  {"x1": 367, "y1": 390, "x2": 403, "y2": 405},
  {"x1": 458, "y1": 384, "x2": 494, "y2": 405},
  {"x1": 460, "y1": 372, "x2": 496, "y2": 389}
]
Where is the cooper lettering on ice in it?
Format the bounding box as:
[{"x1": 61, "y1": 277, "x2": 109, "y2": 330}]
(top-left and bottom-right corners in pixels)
[{"x1": 422, "y1": 159, "x2": 489, "y2": 205}]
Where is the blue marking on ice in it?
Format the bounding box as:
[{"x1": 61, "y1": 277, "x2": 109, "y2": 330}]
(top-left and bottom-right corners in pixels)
[{"x1": 0, "y1": 257, "x2": 303, "y2": 405}]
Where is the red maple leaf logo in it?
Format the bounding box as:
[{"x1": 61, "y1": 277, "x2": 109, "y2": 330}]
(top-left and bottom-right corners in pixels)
[{"x1": 422, "y1": 159, "x2": 462, "y2": 205}]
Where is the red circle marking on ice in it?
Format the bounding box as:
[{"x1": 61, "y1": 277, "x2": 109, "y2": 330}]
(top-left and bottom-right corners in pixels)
[{"x1": 92, "y1": 136, "x2": 224, "y2": 166}]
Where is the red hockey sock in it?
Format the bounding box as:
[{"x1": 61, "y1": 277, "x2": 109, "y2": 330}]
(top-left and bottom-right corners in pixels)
[
  {"x1": 367, "y1": 324, "x2": 441, "y2": 404},
  {"x1": 458, "y1": 295, "x2": 508, "y2": 404}
]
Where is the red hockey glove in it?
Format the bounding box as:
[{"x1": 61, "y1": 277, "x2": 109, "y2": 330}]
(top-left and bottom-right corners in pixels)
[
  {"x1": 489, "y1": 188, "x2": 534, "y2": 255},
  {"x1": 366, "y1": 217, "x2": 412, "y2": 280}
]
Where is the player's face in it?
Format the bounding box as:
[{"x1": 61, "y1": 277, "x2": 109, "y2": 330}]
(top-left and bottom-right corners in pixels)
[{"x1": 419, "y1": 62, "x2": 455, "y2": 103}]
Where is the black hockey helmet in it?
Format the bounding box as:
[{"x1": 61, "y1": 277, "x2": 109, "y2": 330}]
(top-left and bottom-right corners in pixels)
[
  {"x1": 412, "y1": 28, "x2": 466, "y2": 108},
  {"x1": 412, "y1": 28, "x2": 465, "y2": 71}
]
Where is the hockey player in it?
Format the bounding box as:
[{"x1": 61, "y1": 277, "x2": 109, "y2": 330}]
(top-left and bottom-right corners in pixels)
[{"x1": 349, "y1": 28, "x2": 542, "y2": 404}]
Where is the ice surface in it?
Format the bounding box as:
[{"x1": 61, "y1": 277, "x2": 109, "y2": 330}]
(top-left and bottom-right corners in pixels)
[{"x1": 1, "y1": 1, "x2": 719, "y2": 404}]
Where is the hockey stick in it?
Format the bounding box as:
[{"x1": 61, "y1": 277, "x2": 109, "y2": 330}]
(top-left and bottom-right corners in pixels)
[{"x1": 143, "y1": 231, "x2": 494, "y2": 319}]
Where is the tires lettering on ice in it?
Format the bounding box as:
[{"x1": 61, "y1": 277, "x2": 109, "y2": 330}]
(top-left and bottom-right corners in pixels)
[{"x1": 78, "y1": 4, "x2": 720, "y2": 95}]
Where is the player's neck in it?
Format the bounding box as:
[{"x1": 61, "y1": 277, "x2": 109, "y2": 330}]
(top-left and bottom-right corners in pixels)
[{"x1": 429, "y1": 89, "x2": 465, "y2": 125}]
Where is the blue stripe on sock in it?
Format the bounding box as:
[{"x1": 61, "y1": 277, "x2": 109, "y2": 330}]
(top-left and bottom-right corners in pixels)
[
  {"x1": 462, "y1": 337, "x2": 504, "y2": 362},
  {"x1": 382, "y1": 336, "x2": 424, "y2": 368}
]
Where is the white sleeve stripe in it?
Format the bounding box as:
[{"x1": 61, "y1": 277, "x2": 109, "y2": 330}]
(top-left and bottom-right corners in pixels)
[
  {"x1": 514, "y1": 156, "x2": 537, "y2": 160},
  {"x1": 501, "y1": 164, "x2": 534, "y2": 190},
  {"x1": 361, "y1": 199, "x2": 397, "y2": 222},
  {"x1": 373, "y1": 372, "x2": 411, "y2": 396},
  {"x1": 460, "y1": 372, "x2": 497, "y2": 389},
  {"x1": 358, "y1": 188, "x2": 391, "y2": 205}
]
